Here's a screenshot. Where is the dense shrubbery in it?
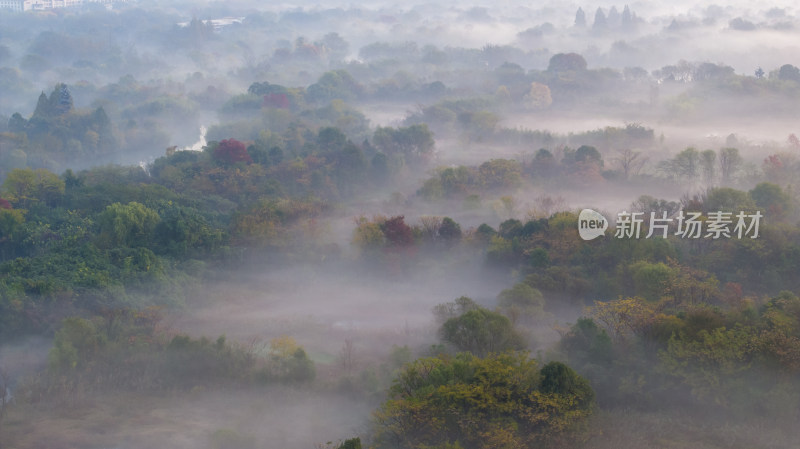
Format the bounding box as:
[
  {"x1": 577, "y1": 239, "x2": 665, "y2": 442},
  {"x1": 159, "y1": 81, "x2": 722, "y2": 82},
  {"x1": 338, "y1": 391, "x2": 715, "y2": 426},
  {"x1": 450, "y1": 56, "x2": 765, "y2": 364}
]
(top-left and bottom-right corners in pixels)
[
  {"x1": 373, "y1": 352, "x2": 594, "y2": 448},
  {"x1": 0, "y1": 151, "x2": 343, "y2": 339},
  {"x1": 434, "y1": 296, "x2": 526, "y2": 356},
  {"x1": 19, "y1": 311, "x2": 316, "y2": 402},
  {"x1": 554, "y1": 290, "x2": 800, "y2": 422}
]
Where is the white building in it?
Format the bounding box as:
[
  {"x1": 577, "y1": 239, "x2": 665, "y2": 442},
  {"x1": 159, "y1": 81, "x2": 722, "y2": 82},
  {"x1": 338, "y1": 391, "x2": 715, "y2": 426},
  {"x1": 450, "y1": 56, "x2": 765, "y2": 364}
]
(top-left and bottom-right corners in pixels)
[
  {"x1": 27, "y1": 0, "x2": 85, "y2": 10},
  {"x1": 0, "y1": 0, "x2": 24, "y2": 11},
  {"x1": 0, "y1": 0, "x2": 126, "y2": 11}
]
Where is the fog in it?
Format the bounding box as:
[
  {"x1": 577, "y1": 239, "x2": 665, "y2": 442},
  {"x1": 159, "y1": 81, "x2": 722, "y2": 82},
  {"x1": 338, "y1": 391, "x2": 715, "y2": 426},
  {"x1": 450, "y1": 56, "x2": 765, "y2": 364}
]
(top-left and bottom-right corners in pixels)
[
  {"x1": 10, "y1": 387, "x2": 374, "y2": 449},
  {"x1": 2, "y1": 1, "x2": 800, "y2": 448}
]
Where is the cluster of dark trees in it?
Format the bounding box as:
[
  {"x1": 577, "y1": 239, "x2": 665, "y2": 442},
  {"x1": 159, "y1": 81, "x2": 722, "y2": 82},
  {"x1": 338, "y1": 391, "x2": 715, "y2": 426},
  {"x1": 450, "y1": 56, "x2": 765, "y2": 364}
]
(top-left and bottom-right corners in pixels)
[
  {"x1": 574, "y1": 5, "x2": 640, "y2": 32},
  {"x1": 1, "y1": 84, "x2": 116, "y2": 176}
]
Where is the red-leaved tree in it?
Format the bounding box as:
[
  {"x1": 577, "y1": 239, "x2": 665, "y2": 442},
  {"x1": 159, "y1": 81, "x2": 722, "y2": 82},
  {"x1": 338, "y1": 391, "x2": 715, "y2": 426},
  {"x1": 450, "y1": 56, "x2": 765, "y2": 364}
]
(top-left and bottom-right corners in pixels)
[
  {"x1": 263, "y1": 93, "x2": 290, "y2": 109},
  {"x1": 381, "y1": 215, "x2": 414, "y2": 248},
  {"x1": 214, "y1": 138, "x2": 252, "y2": 165}
]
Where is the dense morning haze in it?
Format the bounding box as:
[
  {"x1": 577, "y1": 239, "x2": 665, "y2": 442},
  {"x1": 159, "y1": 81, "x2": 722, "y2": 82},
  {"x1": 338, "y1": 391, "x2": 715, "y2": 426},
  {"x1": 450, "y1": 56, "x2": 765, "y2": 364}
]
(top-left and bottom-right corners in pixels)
[{"x1": 1, "y1": 1, "x2": 800, "y2": 448}]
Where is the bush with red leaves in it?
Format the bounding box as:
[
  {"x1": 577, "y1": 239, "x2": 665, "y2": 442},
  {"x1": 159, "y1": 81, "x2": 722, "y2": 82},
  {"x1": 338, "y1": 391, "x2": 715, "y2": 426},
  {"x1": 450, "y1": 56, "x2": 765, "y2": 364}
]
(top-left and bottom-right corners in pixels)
[
  {"x1": 380, "y1": 215, "x2": 414, "y2": 247},
  {"x1": 263, "y1": 93, "x2": 290, "y2": 109},
  {"x1": 0, "y1": 198, "x2": 11, "y2": 209},
  {"x1": 213, "y1": 138, "x2": 252, "y2": 165}
]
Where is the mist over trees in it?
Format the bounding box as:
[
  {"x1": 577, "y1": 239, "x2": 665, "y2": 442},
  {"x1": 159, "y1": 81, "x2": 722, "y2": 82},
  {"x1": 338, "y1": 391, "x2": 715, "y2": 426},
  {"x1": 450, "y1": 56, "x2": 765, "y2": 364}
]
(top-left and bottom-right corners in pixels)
[{"x1": 2, "y1": 1, "x2": 800, "y2": 448}]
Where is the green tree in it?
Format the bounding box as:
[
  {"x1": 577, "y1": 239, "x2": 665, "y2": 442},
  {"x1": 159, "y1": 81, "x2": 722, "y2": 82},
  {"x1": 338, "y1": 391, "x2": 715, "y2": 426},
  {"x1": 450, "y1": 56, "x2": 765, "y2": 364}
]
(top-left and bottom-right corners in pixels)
[
  {"x1": 630, "y1": 261, "x2": 675, "y2": 301},
  {"x1": 372, "y1": 124, "x2": 434, "y2": 165},
  {"x1": 749, "y1": 182, "x2": 791, "y2": 220},
  {"x1": 154, "y1": 205, "x2": 224, "y2": 256},
  {"x1": 560, "y1": 318, "x2": 613, "y2": 367},
  {"x1": 8, "y1": 112, "x2": 27, "y2": 133},
  {"x1": 575, "y1": 145, "x2": 603, "y2": 166},
  {"x1": 531, "y1": 148, "x2": 556, "y2": 178},
  {"x1": 306, "y1": 70, "x2": 361, "y2": 103},
  {"x1": 373, "y1": 352, "x2": 594, "y2": 448},
  {"x1": 1, "y1": 168, "x2": 65, "y2": 207},
  {"x1": 718, "y1": 147, "x2": 742, "y2": 185},
  {"x1": 547, "y1": 53, "x2": 588, "y2": 72},
  {"x1": 31, "y1": 91, "x2": 51, "y2": 118},
  {"x1": 539, "y1": 361, "x2": 594, "y2": 404},
  {"x1": 48, "y1": 317, "x2": 102, "y2": 372},
  {"x1": 352, "y1": 215, "x2": 386, "y2": 253},
  {"x1": 438, "y1": 217, "x2": 462, "y2": 243},
  {"x1": 658, "y1": 147, "x2": 700, "y2": 182},
  {"x1": 0, "y1": 208, "x2": 26, "y2": 259},
  {"x1": 440, "y1": 302, "x2": 525, "y2": 356},
  {"x1": 497, "y1": 283, "x2": 546, "y2": 323},
  {"x1": 700, "y1": 149, "x2": 716, "y2": 184},
  {"x1": 659, "y1": 326, "x2": 757, "y2": 406},
  {"x1": 0, "y1": 208, "x2": 24, "y2": 238},
  {"x1": 560, "y1": 145, "x2": 604, "y2": 181},
  {"x1": 575, "y1": 7, "x2": 586, "y2": 27},
  {"x1": 778, "y1": 64, "x2": 800, "y2": 83},
  {"x1": 478, "y1": 159, "x2": 522, "y2": 189},
  {"x1": 705, "y1": 187, "x2": 755, "y2": 213},
  {"x1": 433, "y1": 296, "x2": 481, "y2": 324},
  {"x1": 321, "y1": 32, "x2": 350, "y2": 60},
  {"x1": 98, "y1": 202, "x2": 160, "y2": 247},
  {"x1": 259, "y1": 336, "x2": 315, "y2": 382},
  {"x1": 457, "y1": 111, "x2": 498, "y2": 141},
  {"x1": 630, "y1": 195, "x2": 680, "y2": 220},
  {"x1": 593, "y1": 7, "x2": 607, "y2": 30},
  {"x1": 317, "y1": 126, "x2": 348, "y2": 153}
]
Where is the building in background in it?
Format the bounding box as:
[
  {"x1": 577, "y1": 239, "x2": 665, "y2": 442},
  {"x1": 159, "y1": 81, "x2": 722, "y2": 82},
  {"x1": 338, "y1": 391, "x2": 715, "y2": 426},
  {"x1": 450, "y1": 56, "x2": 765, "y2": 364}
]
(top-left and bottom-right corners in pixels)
[
  {"x1": 0, "y1": 0, "x2": 126, "y2": 11},
  {"x1": 0, "y1": 0, "x2": 24, "y2": 11}
]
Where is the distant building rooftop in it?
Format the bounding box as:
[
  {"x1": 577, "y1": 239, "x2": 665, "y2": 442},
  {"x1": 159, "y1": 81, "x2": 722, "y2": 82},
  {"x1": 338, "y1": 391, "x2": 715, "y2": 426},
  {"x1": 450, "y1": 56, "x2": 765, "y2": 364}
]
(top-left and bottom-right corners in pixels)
[{"x1": 0, "y1": 0, "x2": 127, "y2": 12}]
